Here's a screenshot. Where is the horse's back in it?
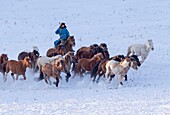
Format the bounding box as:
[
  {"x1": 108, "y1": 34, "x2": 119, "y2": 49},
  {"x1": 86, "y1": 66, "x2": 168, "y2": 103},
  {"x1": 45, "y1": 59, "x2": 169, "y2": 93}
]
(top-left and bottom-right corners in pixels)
[{"x1": 18, "y1": 52, "x2": 29, "y2": 60}]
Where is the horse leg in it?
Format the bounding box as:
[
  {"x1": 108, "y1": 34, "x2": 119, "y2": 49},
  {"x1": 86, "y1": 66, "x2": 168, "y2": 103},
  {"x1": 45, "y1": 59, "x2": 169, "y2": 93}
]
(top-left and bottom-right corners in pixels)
[
  {"x1": 116, "y1": 75, "x2": 124, "y2": 88},
  {"x1": 109, "y1": 74, "x2": 115, "y2": 82},
  {"x1": 65, "y1": 72, "x2": 71, "y2": 82},
  {"x1": 3, "y1": 72, "x2": 7, "y2": 82},
  {"x1": 72, "y1": 62, "x2": 76, "y2": 72},
  {"x1": 124, "y1": 75, "x2": 128, "y2": 81},
  {"x1": 96, "y1": 72, "x2": 103, "y2": 83},
  {"x1": 56, "y1": 77, "x2": 59, "y2": 87},
  {"x1": 47, "y1": 77, "x2": 52, "y2": 85},
  {"x1": 80, "y1": 69, "x2": 85, "y2": 77},
  {"x1": 16, "y1": 74, "x2": 19, "y2": 80},
  {"x1": 11, "y1": 73, "x2": 15, "y2": 81},
  {"x1": 23, "y1": 74, "x2": 26, "y2": 80},
  {"x1": 44, "y1": 74, "x2": 48, "y2": 84}
]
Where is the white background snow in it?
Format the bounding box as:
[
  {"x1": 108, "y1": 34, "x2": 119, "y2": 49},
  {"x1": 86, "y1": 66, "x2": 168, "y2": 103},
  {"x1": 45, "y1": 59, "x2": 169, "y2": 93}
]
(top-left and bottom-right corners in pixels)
[{"x1": 0, "y1": 0, "x2": 170, "y2": 114}]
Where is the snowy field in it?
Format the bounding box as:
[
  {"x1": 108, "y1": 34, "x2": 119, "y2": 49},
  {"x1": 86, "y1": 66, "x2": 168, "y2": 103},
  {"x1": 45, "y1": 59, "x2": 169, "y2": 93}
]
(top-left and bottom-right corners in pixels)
[{"x1": 0, "y1": 0, "x2": 170, "y2": 114}]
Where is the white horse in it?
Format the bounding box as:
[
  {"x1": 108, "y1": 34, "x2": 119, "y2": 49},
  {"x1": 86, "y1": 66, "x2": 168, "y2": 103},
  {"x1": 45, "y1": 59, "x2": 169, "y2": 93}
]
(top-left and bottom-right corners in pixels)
[
  {"x1": 36, "y1": 55, "x2": 63, "y2": 69},
  {"x1": 127, "y1": 39, "x2": 154, "y2": 63},
  {"x1": 105, "y1": 58, "x2": 133, "y2": 88}
]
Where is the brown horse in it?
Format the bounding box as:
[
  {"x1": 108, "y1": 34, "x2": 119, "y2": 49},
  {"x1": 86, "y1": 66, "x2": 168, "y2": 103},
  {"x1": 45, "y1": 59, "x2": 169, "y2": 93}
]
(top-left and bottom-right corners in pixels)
[
  {"x1": 61, "y1": 36, "x2": 76, "y2": 52},
  {"x1": 46, "y1": 45, "x2": 66, "y2": 57},
  {"x1": 0, "y1": 54, "x2": 8, "y2": 81},
  {"x1": 41, "y1": 59, "x2": 65, "y2": 87},
  {"x1": 76, "y1": 43, "x2": 109, "y2": 61},
  {"x1": 73, "y1": 53, "x2": 104, "y2": 77},
  {"x1": 18, "y1": 50, "x2": 39, "y2": 72},
  {"x1": 5, "y1": 57, "x2": 32, "y2": 81}
]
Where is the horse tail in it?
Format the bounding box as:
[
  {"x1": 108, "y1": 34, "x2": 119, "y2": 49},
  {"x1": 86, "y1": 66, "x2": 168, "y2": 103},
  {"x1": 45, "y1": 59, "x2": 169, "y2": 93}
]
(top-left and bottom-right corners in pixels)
[
  {"x1": 38, "y1": 66, "x2": 44, "y2": 81},
  {"x1": 3, "y1": 64, "x2": 6, "y2": 72},
  {"x1": 127, "y1": 46, "x2": 132, "y2": 56},
  {"x1": 91, "y1": 60, "x2": 101, "y2": 78}
]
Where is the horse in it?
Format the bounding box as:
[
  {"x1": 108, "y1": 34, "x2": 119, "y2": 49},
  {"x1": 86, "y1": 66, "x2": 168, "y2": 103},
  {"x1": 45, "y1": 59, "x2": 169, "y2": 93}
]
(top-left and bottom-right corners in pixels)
[
  {"x1": 75, "y1": 44, "x2": 109, "y2": 61},
  {"x1": 91, "y1": 55, "x2": 125, "y2": 82},
  {"x1": 91, "y1": 55, "x2": 141, "y2": 83},
  {"x1": 99, "y1": 43, "x2": 108, "y2": 51},
  {"x1": 127, "y1": 39, "x2": 154, "y2": 63},
  {"x1": 36, "y1": 55, "x2": 63, "y2": 70},
  {"x1": 41, "y1": 59, "x2": 65, "y2": 87},
  {"x1": 46, "y1": 45, "x2": 66, "y2": 57},
  {"x1": 0, "y1": 54, "x2": 8, "y2": 81},
  {"x1": 105, "y1": 56, "x2": 139, "y2": 88},
  {"x1": 73, "y1": 53, "x2": 104, "y2": 77},
  {"x1": 18, "y1": 47, "x2": 40, "y2": 72},
  {"x1": 5, "y1": 57, "x2": 32, "y2": 81},
  {"x1": 37, "y1": 51, "x2": 76, "y2": 82},
  {"x1": 61, "y1": 36, "x2": 76, "y2": 52}
]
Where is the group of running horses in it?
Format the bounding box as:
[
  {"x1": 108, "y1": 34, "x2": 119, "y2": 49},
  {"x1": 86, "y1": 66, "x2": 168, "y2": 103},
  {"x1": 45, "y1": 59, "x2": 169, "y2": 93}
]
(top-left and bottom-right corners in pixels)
[{"x1": 0, "y1": 37, "x2": 154, "y2": 88}]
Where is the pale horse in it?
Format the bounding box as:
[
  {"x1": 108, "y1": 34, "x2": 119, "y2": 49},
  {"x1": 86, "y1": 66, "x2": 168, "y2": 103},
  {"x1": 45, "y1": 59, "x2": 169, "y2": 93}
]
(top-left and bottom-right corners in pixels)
[{"x1": 127, "y1": 39, "x2": 154, "y2": 63}]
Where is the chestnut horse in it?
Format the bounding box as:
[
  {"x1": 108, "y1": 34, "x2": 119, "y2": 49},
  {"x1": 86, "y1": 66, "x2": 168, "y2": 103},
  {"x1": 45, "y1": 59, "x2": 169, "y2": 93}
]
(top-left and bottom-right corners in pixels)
[
  {"x1": 73, "y1": 53, "x2": 104, "y2": 77},
  {"x1": 5, "y1": 57, "x2": 32, "y2": 81},
  {"x1": 0, "y1": 54, "x2": 8, "y2": 81},
  {"x1": 42, "y1": 59, "x2": 65, "y2": 87}
]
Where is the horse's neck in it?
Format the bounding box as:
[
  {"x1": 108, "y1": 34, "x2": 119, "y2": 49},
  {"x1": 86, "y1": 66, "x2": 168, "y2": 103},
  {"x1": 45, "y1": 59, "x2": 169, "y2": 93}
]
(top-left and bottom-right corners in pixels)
[
  {"x1": 144, "y1": 43, "x2": 151, "y2": 52},
  {"x1": 21, "y1": 61, "x2": 27, "y2": 70},
  {"x1": 65, "y1": 41, "x2": 73, "y2": 51}
]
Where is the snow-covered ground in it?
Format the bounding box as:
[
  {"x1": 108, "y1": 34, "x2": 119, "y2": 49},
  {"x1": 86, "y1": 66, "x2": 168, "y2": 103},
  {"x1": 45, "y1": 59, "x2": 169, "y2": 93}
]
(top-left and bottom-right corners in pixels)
[{"x1": 0, "y1": 0, "x2": 170, "y2": 114}]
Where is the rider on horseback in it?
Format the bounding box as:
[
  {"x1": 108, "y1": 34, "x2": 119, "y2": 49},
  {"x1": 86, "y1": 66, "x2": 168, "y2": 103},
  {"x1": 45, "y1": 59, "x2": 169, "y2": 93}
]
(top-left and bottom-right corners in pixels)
[{"x1": 54, "y1": 22, "x2": 70, "y2": 47}]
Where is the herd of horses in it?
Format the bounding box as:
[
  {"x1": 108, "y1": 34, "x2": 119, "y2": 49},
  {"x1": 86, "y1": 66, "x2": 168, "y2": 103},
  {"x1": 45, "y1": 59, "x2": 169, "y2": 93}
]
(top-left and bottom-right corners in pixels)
[{"x1": 0, "y1": 36, "x2": 154, "y2": 88}]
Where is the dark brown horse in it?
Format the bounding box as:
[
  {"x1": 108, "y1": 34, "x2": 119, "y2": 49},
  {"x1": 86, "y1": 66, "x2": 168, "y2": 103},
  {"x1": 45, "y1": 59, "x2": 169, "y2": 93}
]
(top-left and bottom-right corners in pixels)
[
  {"x1": 18, "y1": 50, "x2": 39, "y2": 72},
  {"x1": 41, "y1": 59, "x2": 65, "y2": 87},
  {"x1": 73, "y1": 53, "x2": 104, "y2": 77},
  {"x1": 0, "y1": 54, "x2": 8, "y2": 81},
  {"x1": 76, "y1": 44, "x2": 109, "y2": 60},
  {"x1": 6, "y1": 57, "x2": 32, "y2": 81}
]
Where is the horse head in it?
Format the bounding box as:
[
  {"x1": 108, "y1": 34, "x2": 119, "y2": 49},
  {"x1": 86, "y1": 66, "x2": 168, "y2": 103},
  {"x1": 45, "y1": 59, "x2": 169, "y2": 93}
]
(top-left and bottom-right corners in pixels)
[
  {"x1": 147, "y1": 39, "x2": 154, "y2": 51},
  {"x1": 0, "y1": 54, "x2": 8, "y2": 64},
  {"x1": 130, "y1": 55, "x2": 141, "y2": 67},
  {"x1": 23, "y1": 57, "x2": 32, "y2": 68},
  {"x1": 99, "y1": 43, "x2": 108, "y2": 51},
  {"x1": 67, "y1": 36, "x2": 76, "y2": 47}
]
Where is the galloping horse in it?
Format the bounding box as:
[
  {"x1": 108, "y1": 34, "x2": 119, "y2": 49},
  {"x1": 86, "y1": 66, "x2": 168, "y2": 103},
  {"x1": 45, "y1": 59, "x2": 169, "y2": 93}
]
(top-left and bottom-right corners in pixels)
[
  {"x1": 73, "y1": 53, "x2": 104, "y2": 77},
  {"x1": 127, "y1": 39, "x2": 154, "y2": 63},
  {"x1": 37, "y1": 51, "x2": 76, "y2": 82},
  {"x1": 42, "y1": 59, "x2": 65, "y2": 87},
  {"x1": 91, "y1": 55, "x2": 140, "y2": 83},
  {"x1": 5, "y1": 57, "x2": 32, "y2": 81},
  {"x1": 105, "y1": 56, "x2": 139, "y2": 88},
  {"x1": 0, "y1": 54, "x2": 8, "y2": 81}
]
